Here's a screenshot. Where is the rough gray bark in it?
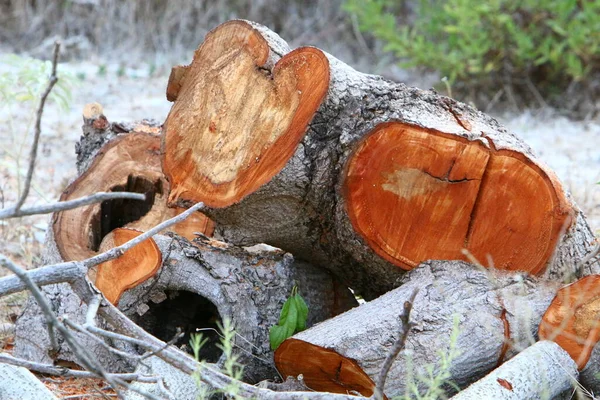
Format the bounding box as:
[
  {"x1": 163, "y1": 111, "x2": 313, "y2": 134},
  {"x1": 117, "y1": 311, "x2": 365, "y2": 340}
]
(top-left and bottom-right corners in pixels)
[
  {"x1": 75, "y1": 102, "x2": 161, "y2": 175},
  {"x1": 276, "y1": 261, "x2": 564, "y2": 398},
  {"x1": 14, "y1": 233, "x2": 357, "y2": 383},
  {"x1": 0, "y1": 356, "x2": 59, "y2": 400},
  {"x1": 450, "y1": 341, "x2": 577, "y2": 400},
  {"x1": 125, "y1": 356, "x2": 201, "y2": 400},
  {"x1": 580, "y1": 337, "x2": 600, "y2": 395},
  {"x1": 190, "y1": 21, "x2": 600, "y2": 299}
]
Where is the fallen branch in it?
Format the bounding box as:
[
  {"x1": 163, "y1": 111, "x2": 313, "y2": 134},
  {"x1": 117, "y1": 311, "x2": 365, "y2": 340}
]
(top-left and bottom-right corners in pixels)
[
  {"x1": 0, "y1": 353, "x2": 159, "y2": 383},
  {"x1": 0, "y1": 192, "x2": 145, "y2": 219},
  {"x1": 0, "y1": 202, "x2": 205, "y2": 296},
  {"x1": 371, "y1": 289, "x2": 418, "y2": 400},
  {"x1": 451, "y1": 341, "x2": 578, "y2": 399},
  {"x1": 14, "y1": 41, "x2": 60, "y2": 212}
]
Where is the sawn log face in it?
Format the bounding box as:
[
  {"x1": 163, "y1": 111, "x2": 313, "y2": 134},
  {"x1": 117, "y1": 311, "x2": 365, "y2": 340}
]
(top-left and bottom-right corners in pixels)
[{"x1": 167, "y1": 21, "x2": 599, "y2": 299}]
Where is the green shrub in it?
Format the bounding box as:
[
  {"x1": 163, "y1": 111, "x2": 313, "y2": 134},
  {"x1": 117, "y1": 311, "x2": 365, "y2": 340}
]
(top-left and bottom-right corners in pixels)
[{"x1": 344, "y1": 0, "x2": 600, "y2": 107}]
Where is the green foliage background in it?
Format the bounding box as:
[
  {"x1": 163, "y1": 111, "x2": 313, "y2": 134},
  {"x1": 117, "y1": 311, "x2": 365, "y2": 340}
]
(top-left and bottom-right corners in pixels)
[{"x1": 345, "y1": 0, "x2": 600, "y2": 108}]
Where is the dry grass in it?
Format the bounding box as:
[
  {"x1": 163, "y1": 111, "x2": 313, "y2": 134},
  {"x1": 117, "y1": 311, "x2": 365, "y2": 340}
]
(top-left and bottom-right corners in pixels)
[{"x1": 0, "y1": 0, "x2": 394, "y2": 74}]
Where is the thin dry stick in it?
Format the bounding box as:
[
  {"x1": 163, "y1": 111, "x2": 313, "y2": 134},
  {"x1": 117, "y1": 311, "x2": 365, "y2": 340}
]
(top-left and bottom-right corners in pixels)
[
  {"x1": 14, "y1": 41, "x2": 60, "y2": 212},
  {"x1": 0, "y1": 353, "x2": 158, "y2": 383},
  {"x1": 0, "y1": 192, "x2": 145, "y2": 219},
  {"x1": 371, "y1": 289, "x2": 419, "y2": 400},
  {"x1": 0, "y1": 256, "x2": 125, "y2": 395},
  {"x1": 0, "y1": 202, "x2": 205, "y2": 296}
]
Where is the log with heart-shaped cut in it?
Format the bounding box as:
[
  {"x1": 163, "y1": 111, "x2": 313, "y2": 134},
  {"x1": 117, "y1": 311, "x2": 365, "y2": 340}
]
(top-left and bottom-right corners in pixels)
[
  {"x1": 162, "y1": 20, "x2": 330, "y2": 208},
  {"x1": 160, "y1": 21, "x2": 598, "y2": 300}
]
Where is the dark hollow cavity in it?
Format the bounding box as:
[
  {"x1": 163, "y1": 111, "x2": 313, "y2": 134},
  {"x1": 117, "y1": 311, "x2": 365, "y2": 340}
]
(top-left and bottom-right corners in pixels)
[
  {"x1": 90, "y1": 175, "x2": 161, "y2": 251},
  {"x1": 135, "y1": 290, "x2": 223, "y2": 363}
]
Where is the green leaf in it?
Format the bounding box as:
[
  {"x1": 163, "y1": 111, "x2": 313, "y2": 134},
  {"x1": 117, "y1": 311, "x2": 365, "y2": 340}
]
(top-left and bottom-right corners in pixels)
[
  {"x1": 269, "y1": 324, "x2": 293, "y2": 351},
  {"x1": 294, "y1": 293, "x2": 309, "y2": 332},
  {"x1": 278, "y1": 295, "x2": 299, "y2": 331}
]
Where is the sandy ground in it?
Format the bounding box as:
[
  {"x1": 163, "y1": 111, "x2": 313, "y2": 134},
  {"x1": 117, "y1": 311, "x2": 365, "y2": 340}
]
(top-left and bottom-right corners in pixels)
[{"x1": 0, "y1": 57, "x2": 598, "y2": 268}]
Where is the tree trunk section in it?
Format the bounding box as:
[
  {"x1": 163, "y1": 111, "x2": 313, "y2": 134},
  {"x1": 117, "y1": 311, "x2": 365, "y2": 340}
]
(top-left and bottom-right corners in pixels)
[
  {"x1": 162, "y1": 20, "x2": 600, "y2": 299},
  {"x1": 450, "y1": 341, "x2": 577, "y2": 400},
  {"x1": 55, "y1": 131, "x2": 213, "y2": 263},
  {"x1": 14, "y1": 234, "x2": 357, "y2": 383},
  {"x1": 274, "y1": 261, "x2": 562, "y2": 398}
]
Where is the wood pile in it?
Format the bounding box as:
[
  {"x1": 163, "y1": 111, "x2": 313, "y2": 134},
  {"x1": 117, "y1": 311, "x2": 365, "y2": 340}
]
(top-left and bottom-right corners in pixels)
[{"x1": 10, "y1": 20, "x2": 600, "y2": 399}]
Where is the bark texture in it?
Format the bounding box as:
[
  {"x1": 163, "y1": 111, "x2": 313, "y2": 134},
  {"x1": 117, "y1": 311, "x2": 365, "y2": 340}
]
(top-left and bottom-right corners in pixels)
[
  {"x1": 14, "y1": 233, "x2": 357, "y2": 383},
  {"x1": 275, "y1": 260, "x2": 563, "y2": 398},
  {"x1": 0, "y1": 357, "x2": 59, "y2": 400},
  {"x1": 75, "y1": 102, "x2": 161, "y2": 175},
  {"x1": 451, "y1": 341, "x2": 577, "y2": 400},
  {"x1": 172, "y1": 21, "x2": 600, "y2": 299}
]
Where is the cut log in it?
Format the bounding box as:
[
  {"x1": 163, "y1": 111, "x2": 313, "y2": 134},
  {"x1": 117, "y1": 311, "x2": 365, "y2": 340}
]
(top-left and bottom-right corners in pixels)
[
  {"x1": 15, "y1": 234, "x2": 358, "y2": 383},
  {"x1": 163, "y1": 20, "x2": 599, "y2": 299},
  {"x1": 344, "y1": 123, "x2": 570, "y2": 274},
  {"x1": 539, "y1": 275, "x2": 600, "y2": 369},
  {"x1": 53, "y1": 131, "x2": 214, "y2": 263},
  {"x1": 0, "y1": 356, "x2": 59, "y2": 400},
  {"x1": 94, "y1": 228, "x2": 162, "y2": 305},
  {"x1": 538, "y1": 274, "x2": 600, "y2": 393},
  {"x1": 163, "y1": 20, "x2": 329, "y2": 208},
  {"x1": 274, "y1": 261, "x2": 561, "y2": 398},
  {"x1": 450, "y1": 341, "x2": 577, "y2": 400}
]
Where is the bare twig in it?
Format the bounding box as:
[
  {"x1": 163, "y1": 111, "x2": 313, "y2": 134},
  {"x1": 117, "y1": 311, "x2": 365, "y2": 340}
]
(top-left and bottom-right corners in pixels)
[
  {"x1": 0, "y1": 192, "x2": 145, "y2": 219},
  {"x1": 0, "y1": 353, "x2": 158, "y2": 383},
  {"x1": 371, "y1": 289, "x2": 419, "y2": 400},
  {"x1": 14, "y1": 41, "x2": 60, "y2": 212},
  {"x1": 0, "y1": 256, "x2": 126, "y2": 395},
  {"x1": 0, "y1": 202, "x2": 205, "y2": 296}
]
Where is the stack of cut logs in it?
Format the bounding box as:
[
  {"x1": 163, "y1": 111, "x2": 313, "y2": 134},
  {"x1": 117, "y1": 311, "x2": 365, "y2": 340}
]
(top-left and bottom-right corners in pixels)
[{"x1": 15, "y1": 20, "x2": 600, "y2": 398}]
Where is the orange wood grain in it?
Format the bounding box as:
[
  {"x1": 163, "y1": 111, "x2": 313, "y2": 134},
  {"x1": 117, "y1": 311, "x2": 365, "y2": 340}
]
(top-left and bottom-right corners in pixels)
[
  {"x1": 275, "y1": 338, "x2": 377, "y2": 397},
  {"x1": 162, "y1": 20, "x2": 330, "y2": 208},
  {"x1": 539, "y1": 275, "x2": 600, "y2": 369},
  {"x1": 344, "y1": 122, "x2": 573, "y2": 274},
  {"x1": 95, "y1": 228, "x2": 162, "y2": 305}
]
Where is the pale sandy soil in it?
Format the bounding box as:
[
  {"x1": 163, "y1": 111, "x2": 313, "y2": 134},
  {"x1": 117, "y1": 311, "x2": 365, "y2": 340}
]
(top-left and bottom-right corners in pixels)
[{"x1": 0, "y1": 57, "x2": 598, "y2": 267}]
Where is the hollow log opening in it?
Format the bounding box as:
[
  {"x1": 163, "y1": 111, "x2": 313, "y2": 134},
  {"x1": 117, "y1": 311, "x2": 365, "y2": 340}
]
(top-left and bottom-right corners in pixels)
[
  {"x1": 162, "y1": 20, "x2": 329, "y2": 208},
  {"x1": 344, "y1": 122, "x2": 573, "y2": 274},
  {"x1": 53, "y1": 132, "x2": 214, "y2": 262},
  {"x1": 90, "y1": 176, "x2": 162, "y2": 251},
  {"x1": 136, "y1": 290, "x2": 223, "y2": 363}
]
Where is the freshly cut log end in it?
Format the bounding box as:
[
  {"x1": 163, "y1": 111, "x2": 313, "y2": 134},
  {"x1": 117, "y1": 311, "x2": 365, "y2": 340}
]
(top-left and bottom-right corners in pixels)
[
  {"x1": 53, "y1": 132, "x2": 213, "y2": 262},
  {"x1": 170, "y1": 206, "x2": 215, "y2": 240},
  {"x1": 162, "y1": 20, "x2": 330, "y2": 208},
  {"x1": 274, "y1": 338, "x2": 376, "y2": 397},
  {"x1": 344, "y1": 122, "x2": 573, "y2": 273},
  {"x1": 95, "y1": 228, "x2": 161, "y2": 305},
  {"x1": 539, "y1": 275, "x2": 600, "y2": 369}
]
